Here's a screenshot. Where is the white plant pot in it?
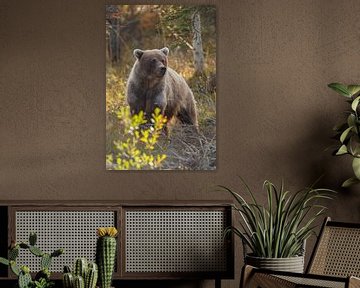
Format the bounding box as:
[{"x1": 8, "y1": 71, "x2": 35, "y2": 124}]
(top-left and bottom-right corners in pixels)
[{"x1": 245, "y1": 254, "x2": 305, "y2": 273}]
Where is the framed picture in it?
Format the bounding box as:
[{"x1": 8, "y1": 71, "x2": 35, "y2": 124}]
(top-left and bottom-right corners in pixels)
[{"x1": 106, "y1": 5, "x2": 216, "y2": 170}]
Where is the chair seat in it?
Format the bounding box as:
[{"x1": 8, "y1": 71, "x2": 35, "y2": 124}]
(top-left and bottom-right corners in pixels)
[
  {"x1": 243, "y1": 265, "x2": 360, "y2": 288},
  {"x1": 277, "y1": 274, "x2": 346, "y2": 288}
]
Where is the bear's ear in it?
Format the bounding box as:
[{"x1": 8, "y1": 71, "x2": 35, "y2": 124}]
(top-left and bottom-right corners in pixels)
[
  {"x1": 160, "y1": 47, "x2": 169, "y2": 56},
  {"x1": 134, "y1": 49, "x2": 144, "y2": 59}
]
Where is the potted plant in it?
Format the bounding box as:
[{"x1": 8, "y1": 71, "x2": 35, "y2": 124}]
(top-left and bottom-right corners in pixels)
[
  {"x1": 220, "y1": 179, "x2": 334, "y2": 273},
  {"x1": 328, "y1": 82, "x2": 360, "y2": 187},
  {"x1": 0, "y1": 232, "x2": 64, "y2": 288},
  {"x1": 62, "y1": 258, "x2": 98, "y2": 288}
]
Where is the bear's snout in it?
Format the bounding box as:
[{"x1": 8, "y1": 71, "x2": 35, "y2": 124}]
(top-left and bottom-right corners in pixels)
[{"x1": 160, "y1": 66, "x2": 167, "y2": 75}]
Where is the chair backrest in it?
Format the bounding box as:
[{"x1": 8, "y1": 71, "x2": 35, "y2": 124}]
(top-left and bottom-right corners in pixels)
[{"x1": 307, "y1": 217, "x2": 360, "y2": 277}]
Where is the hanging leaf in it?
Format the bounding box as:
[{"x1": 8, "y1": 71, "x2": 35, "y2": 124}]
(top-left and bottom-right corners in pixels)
[
  {"x1": 0, "y1": 257, "x2": 9, "y2": 266},
  {"x1": 328, "y1": 83, "x2": 351, "y2": 97},
  {"x1": 336, "y1": 145, "x2": 348, "y2": 155},
  {"x1": 349, "y1": 135, "x2": 360, "y2": 157},
  {"x1": 351, "y1": 96, "x2": 360, "y2": 111},
  {"x1": 347, "y1": 85, "x2": 360, "y2": 97},
  {"x1": 352, "y1": 157, "x2": 360, "y2": 179},
  {"x1": 342, "y1": 177, "x2": 360, "y2": 188},
  {"x1": 347, "y1": 114, "x2": 356, "y2": 128},
  {"x1": 340, "y1": 126, "x2": 353, "y2": 143}
]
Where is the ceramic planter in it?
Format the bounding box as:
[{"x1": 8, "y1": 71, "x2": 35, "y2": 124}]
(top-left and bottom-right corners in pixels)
[{"x1": 245, "y1": 254, "x2": 305, "y2": 273}]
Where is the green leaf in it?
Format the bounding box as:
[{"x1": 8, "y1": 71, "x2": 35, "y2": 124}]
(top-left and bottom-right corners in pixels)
[
  {"x1": 352, "y1": 157, "x2": 360, "y2": 179},
  {"x1": 29, "y1": 232, "x2": 37, "y2": 246},
  {"x1": 347, "y1": 85, "x2": 360, "y2": 97},
  {"x1": 340, "y1": 126, "x2": 353, "y2": 143},
  {"x1": 342, "y1": 177, "x2": 360, "y2": 188},
  {"x1": 349, "y1": 135, "x2": 360, "y2": 156},
  {"x1": 347, "y1": 114, "x2": 356, "y2": 128},
  {"x1": 336, "y1": 145, "x2": 348, "y2": 155},
  {"x1": 328, "y1": 83, "x2": 351, "y2": 97},
  {"x1": 8, "y1": 247, "x2": 19, "y2": 261},
  {"x1": 0, "y1": 257, "x2": 9, "y2": 266},
  {"x1": 222, "y1": 179, "x2": 335, "y2": 258},
  {"x1": 29, "y1": 246, "x2": 44, "y2": 257},
  {"x1": 10, "y1": 261, "x2": 20, "y2": 276},
  {"x1": 351, "y1": 96, "x2": 360, "y2": 111}
]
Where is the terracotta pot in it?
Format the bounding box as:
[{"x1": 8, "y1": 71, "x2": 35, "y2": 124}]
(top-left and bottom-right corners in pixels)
[{"x1": 245, "y1": 254, "x2": 305, "y2": 273}]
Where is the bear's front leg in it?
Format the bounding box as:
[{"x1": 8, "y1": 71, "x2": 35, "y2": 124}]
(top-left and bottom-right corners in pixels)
[
  {"x1": 127, "y1": 94, "x2": 146, "y2": 116},
  {"x1": 145, "y1": 93, "x2": 167, "y2": 120}
]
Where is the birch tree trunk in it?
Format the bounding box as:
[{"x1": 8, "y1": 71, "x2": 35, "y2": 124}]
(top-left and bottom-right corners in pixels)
[{"x1": 192, "y1": 10, "x2": 204, "y2": 76}]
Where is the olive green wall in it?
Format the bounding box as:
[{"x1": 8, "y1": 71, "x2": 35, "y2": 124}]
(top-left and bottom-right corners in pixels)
[{"x1": 1, "y1": 0, "x2": 360, "y2": 287}]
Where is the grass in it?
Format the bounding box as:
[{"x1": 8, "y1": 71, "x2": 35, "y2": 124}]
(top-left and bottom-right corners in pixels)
[{"x1": 106, "y1": 50, "x2": 216, "y2": 170}]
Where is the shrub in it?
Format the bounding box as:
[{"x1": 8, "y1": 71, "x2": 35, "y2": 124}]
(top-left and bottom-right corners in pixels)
[{"x1": 106, "y1": 108, "x2": 167, "y2": 170}]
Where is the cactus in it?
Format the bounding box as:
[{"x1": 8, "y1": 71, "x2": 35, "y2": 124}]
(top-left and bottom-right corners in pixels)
[
  {"x1": 29, "y1": 232, "x2": 37, "y2": 246},
  {"x1": 10, "y1": 260, "x2": 20, "y2": 276},
  {"x1": 29, "y1": 245, "x2": 44, "y2": 257},
  {"x1": 63, "y1": 272, "x2": 74, "y2": 288},
  {"x1": 0, "y1": 257, "x2": 9, "y2": 266},
  {"x1": 74, "y1": 258, "x2": 88, "y2": 279},
  {"x1": 41, "y1": 253, "x2": 52, "y2": 270},
  {"x1": 64, "y1": 265, "x2": 72, "y2": 273},
  {"x1": 85, "y1": 262, "x2": 98, "y2": 288},
  {"x1": 9, "y1": 246, "x2": 19, "y2": 260},
  {"x1": 74, "y1": 275, "x2": 85, "y2": 288},
  {"x1": 51, "y1": 248, "x2": 64, "y2": 257},
  {"x1": 0, "y1": 232, "x2": 63, "y2": 288},
  {"x1": 96, "y1": 227, "x2": 118, "y2": 288},
  {"x1": 35, "y1": 268, "x2": 50, "y2": 281},
  {"x1": 63, "y1": 260, "x2": 98, "y2": 288},
  {"x1": 18, "y1": 269, "x2": 32, "y2": 288},
  {"x1": 19, "y1": 243, "x2": 29, "y2": 249}
]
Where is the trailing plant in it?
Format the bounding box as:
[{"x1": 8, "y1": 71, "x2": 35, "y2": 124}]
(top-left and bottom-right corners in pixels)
[
  {"x1": 0, "y1": 232, "x2": 63, "y2": 288},
  {"x1": 62, "y1": 258, "x2": 98, "y2": 288},
  {"x1": 106, "y1": 107, "x2": 167, "y2": 170},
  {"x1": 220, "y1": 179, "x2": 335, "y2": 258},
  {"x1": 328, "y1": 82, "x2": 360, "y2": 187},
  {"x1": 96, "y1": 227, "x2": 118, "y2": 288}
]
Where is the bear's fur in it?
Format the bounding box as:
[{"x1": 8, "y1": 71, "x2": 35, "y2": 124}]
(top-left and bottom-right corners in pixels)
[{"x1": 126, "y1": 47, "x2": 198, "y2": 131}]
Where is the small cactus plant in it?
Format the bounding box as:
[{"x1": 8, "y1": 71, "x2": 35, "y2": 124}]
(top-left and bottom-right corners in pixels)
[
  {"x1": 96, "y1": 227, "x2": 118, "y2": 288},
  {"x1": 62, "y1": 259, "x2": 98, "y2": 288},
  {"x1": 0, "y1": 232, "x2": 63, "y2": 288}
]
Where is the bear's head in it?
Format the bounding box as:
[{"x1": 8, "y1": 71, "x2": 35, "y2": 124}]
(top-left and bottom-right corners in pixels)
[{"x1": 133, "y1": 47, "x2": 169, "y2": 79}]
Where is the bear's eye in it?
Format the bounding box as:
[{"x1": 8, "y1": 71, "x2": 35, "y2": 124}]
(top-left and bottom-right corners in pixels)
[
  {"x1": 151, "y1": 58, "x2": 157, "y2": 63},
  {"x1": 161, "y1": 59, "x2": 165, "y2": 64}
]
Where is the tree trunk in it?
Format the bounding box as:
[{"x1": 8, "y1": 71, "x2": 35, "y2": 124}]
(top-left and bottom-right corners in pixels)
[{"x1": 192, "y1": 10, "x2": 204, "y2": 76}]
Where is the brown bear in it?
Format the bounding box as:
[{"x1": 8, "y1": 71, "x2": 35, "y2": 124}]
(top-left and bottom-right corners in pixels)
[{"x1": 126, "y1": 47, "x2": 198, "y2": 131}]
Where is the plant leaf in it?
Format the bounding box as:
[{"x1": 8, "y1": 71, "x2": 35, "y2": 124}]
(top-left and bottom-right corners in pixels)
[
  {"x1": 352, "y1": 157, "x2": 360, "y2": 179},
  {"x1": 221, "y1": 179, "x2": 335, "y2": 258},
  {"x1": 0, "y1": 257, "x2": 9, "y2": 266},
  {"x1": 336, "y1": 145, "x2": 348, "y2": 155},
  {"x1": 347, "y1": 85, "x2": 360, "y2": 97},
  {"x1": 347, "y1": 114, "x2": 356, "y2": 128},
  {"x1": 340, "y1": 126, "x2": 353, "y2": 143},
  {"x1": 352, "y1": 96, "x2": 360, "y2": 111},
  {"x1": 342, "y1": 177, "x2": 360, "y2": 188},
  {"x1": 328, "y1": 83, "x2": 351, "y2": 97}
]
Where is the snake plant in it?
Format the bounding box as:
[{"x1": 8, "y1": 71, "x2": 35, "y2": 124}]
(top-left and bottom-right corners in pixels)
[{"x1": 221, "y1": 178, "x2": 335, "y2": 258}]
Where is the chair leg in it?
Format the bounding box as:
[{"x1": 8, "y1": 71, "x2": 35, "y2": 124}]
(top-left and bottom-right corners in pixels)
[
  {"x1": 240, "y1": 265, "x2": 254, "y2": 288},
  {"x1": 215, "y1": 278, "x2": 221, "y2": 288}
]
